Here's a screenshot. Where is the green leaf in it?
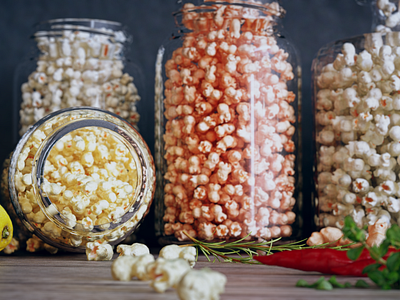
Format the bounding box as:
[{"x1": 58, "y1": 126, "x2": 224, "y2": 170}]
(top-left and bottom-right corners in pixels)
[
  {"x1": 296, "y1": 279, "x2": 310, "y2": 287},
  {"x1": 379, "y1": 240, "x2": 390, "y2": 257},
  {"x1": 368, "y1": 270, "x2": 386, "y2": 287},
  {"x1": 355, "y1": 280, "x2": 370, "y2": 288},
  {"x1": 342, "y1": 216, "x2": 366, "y2": 242},
  {"x1": 386, "y1": 224, "x2": 400, "y2": 248},
  {"x1": 328, "y1": 276, "x2": 352, "y2": 288},
  {"x1": 363, "y1": 263, "x2": 381, "y2": 274},
  {"x1": 387, "y1": 252, "x2": 400, "y2": 272},
  {"x1": 370, "y1": 245, "x2": 385, "y2": 260},
  {"x1": 309, "y1": 277, "x2": 326, "y2": 288},
  {"x1": 316, "y1": 280, "x2": 333, "y2": 291},
  {"x1": 386, "y1": 271, "x2": 399, "y2": 286},
  {"x1": 328, "y1": 276, "x2": 345, "y2": 288},
  {"x1": 347, "y1": 246, "x2": 365, "y2": 261}
]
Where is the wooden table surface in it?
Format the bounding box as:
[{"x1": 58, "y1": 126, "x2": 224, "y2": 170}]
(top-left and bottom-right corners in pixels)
[{"x1": 1, "y1": 253, "x2": 399, "y2": 300}]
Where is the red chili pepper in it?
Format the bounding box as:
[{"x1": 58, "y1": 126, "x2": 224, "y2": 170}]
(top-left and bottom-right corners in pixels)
[{"x1": 254, "y1": 248, "x2": 399, "y2": 277}]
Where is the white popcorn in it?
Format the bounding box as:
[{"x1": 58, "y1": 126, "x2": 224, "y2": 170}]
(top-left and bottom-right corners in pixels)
[
  {"x1": 389, "y1": 125, "x2": 400, "y2": 141},
  {"x1": 366, "y1": 208, "x2": 391, "y2": 226},
  {"x1": 117, "y1": 243, "x2": 150, "y2": 257},
  {"x1": 353, "y1": 178, "x2": 369, "y2": 193},
  {"x1": 177, "y1": 268, "x2": 227, "y2": 300},
  {"x1": 387, "y1": 196, "x2": 400, "y2": 213},
  {"x1": 159, "y1": 244, "x2": 182, "y2": 260},
  {"x1": 357, "y1": 50, "x2": 373, "y2": 71},
  {"x1": 374, "y1": 114, "x2": 391, "y2": 135},
  {"x1": 149, "y1": 258, "x2": 191, "y2": 293},
  {"x1": 342, "y1": 43, "x2": 356, "y2": 66},
  {"x1": 111, "y1": 254, "x2": 138, "y2": 281},
  {"x1": 132, "y1": 254, "x2": 155, "y2": 280},
  {"x1": 86, "y1": 240, "x2": 113, "y2": 261},
  {"x1": 178, "y1": 246, "x2": 197, "y2": 268}
]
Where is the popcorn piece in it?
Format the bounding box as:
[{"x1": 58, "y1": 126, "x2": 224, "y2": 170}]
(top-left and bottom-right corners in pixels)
[
  {"x1": 117, "y1": 243, "x2": 150, "y2": 257},
  {"x1": 366, "y1": 219, "x2": 388, "y2": 247},
  {"x1": 86, "y1": 240, "x2": 113, "y2": 261},
  {"x1": 150, "y1": 258, "x2": 191, "y2": 293},
  {"x1": 306, "y1": 227, "x2": 343, "y2": 246},
  {"x1": 3, "y1": 237, "x2": 19, "y2": 254},
  {"x1": 132, "y1": 254, "x2": 156, "y2": 280},
  {"x1": 177, "y1": 268, "x2": 227, "y2": 300},
  {"x1": 111, "y1": 255, "x2": 138, "y2": 281}
]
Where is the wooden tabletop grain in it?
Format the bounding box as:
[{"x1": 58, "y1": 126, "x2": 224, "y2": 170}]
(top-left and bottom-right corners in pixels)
[{"x1": 0, "y1": 253, "x2": 399, "y2": 300}]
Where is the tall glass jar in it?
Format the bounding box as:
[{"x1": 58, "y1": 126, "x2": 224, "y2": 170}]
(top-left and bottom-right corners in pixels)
[
  {"x1": 312, "y1": 0, "x2": 400, "y2": 231},
  {"x1": 1, "y1": 107, "x2": 155, "y2": 253},
  {"x1": 14, "y1": 18, "x2": 143, "y2": 145},
  {"x1": 155, "y1": 0, "x2": 302, "y2": 243}
]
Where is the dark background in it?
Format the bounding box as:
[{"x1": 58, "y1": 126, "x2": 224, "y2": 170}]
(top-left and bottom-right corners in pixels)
[{"x1": 0, "y1": 0, "x2": 373, "y2": 244}]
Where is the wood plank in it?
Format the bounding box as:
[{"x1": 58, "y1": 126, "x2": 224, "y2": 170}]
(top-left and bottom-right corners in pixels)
[{"x1": 1, "y1": 254, "x2": 399, "y2": 300}]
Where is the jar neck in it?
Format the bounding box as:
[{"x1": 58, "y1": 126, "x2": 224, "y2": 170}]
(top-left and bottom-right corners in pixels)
[
  {"x1": 174, "y1": 0, "x2": 285, "y2": 35},
  {"x1": 33, "y1": 18, "x2": 129, "y2": 60}
]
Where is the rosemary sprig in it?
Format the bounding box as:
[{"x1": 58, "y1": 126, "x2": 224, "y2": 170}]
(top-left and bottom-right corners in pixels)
[{"x1": 181, "y1": 230, "x2": 349, "y2": 264}]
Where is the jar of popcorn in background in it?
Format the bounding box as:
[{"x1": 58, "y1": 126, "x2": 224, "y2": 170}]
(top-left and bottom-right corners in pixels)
[
  {"x1": 1, "y1": 107, "x2": 155, "y2": 253},
  {"x1": 312, "y1": 0, "x2": 400, "y2": 232},
  {"x1": 13, "y1": 18, "x2": 143, "y2": 145},
  {"x1": 155, "y1": 0, "x2": 302, "y2": 244}
]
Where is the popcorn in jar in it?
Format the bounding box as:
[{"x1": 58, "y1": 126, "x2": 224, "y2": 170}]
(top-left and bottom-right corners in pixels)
[
  {"x1": 312, "y1": 0, "x2": 400, "y2": 233},
  {"x1": 155, "y1": 0, "x2": 302, "y2": 243},
  {"x1": 15, "y1": 19, "x2": 143, "y2": 142},
  {"x1": 2, "y1": 107, "x2": 155, "y2": 253}
]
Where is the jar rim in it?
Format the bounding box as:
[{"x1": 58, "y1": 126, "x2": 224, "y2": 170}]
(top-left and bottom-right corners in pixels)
[
  {"x1": 32, "y1": 18, "x2": 128, "y2": 43},
  {"x1": 174, "y1": 0, "x2": 285, "y2": 18}
]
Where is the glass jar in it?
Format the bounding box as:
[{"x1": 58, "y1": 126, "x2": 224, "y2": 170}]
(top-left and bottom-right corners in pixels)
[
  {"x1": 155, "y1": 0, "x2": 302, "y2": 243},
  {"x1": 312, "y1": 1, "x2": 400, "y2": 231},
  {"x1": 1, "y1": 107, "x2": 155, "y2": 253},
  {"x1": 13, "y1": 18, "x2": 143, "y2": 145}
]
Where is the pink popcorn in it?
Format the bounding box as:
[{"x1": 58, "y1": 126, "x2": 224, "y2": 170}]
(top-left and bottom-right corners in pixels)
[{"x1": 197, "y1": 222, "x2": 216, "y2": 240}]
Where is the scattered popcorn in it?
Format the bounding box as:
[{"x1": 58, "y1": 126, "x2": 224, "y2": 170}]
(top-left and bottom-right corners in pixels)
[
  {"x1": 131, "y1": 253, "x2": 155, "y2": 280},
  {"x1": 86, "y1": 240, "x2": 113, "y2": 261},
  {"x1": 2, "y1": 238, "x2": 19, "y2": 254},
  {"x1": 159, "y1": 244, "x2": 197, "y2": 267},
  {"x1": 177, "y1": 268, "x2": 227, "y2": 300},
  {"x1": 111, "y1": 255, "x2": 138, "y2": 281},
  {"x1": 149, "y1": 258, "x2": 191, "y2": 293},
  {"x1": 159, "y1": 1, "x2": 297, "y2": 242},
  {"x1": 117, "y1": 243, "x2": 150, "y2": 257}
]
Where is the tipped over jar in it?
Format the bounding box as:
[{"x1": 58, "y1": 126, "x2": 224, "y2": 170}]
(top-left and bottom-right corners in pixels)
[
  {"x1": 1, "y1": 107, "x2": 155, "y2": 253},
  {"x1": 155, "y1": 0, "x2": 302, "y2": 243}
]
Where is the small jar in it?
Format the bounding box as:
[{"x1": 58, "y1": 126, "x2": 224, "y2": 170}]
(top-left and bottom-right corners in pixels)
[
  {"x1": 14, "y1": 18, "x2": 143, "y2": 145},
  {"x1": 155, "y1": 0, "x2": 302, "y2": 243},
  {"x1": 312, "y1": 0, "x2": 400, "y2": 231},
  {"x1": 1, "y1": 107, "x2": 155, "y2": 253}
]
